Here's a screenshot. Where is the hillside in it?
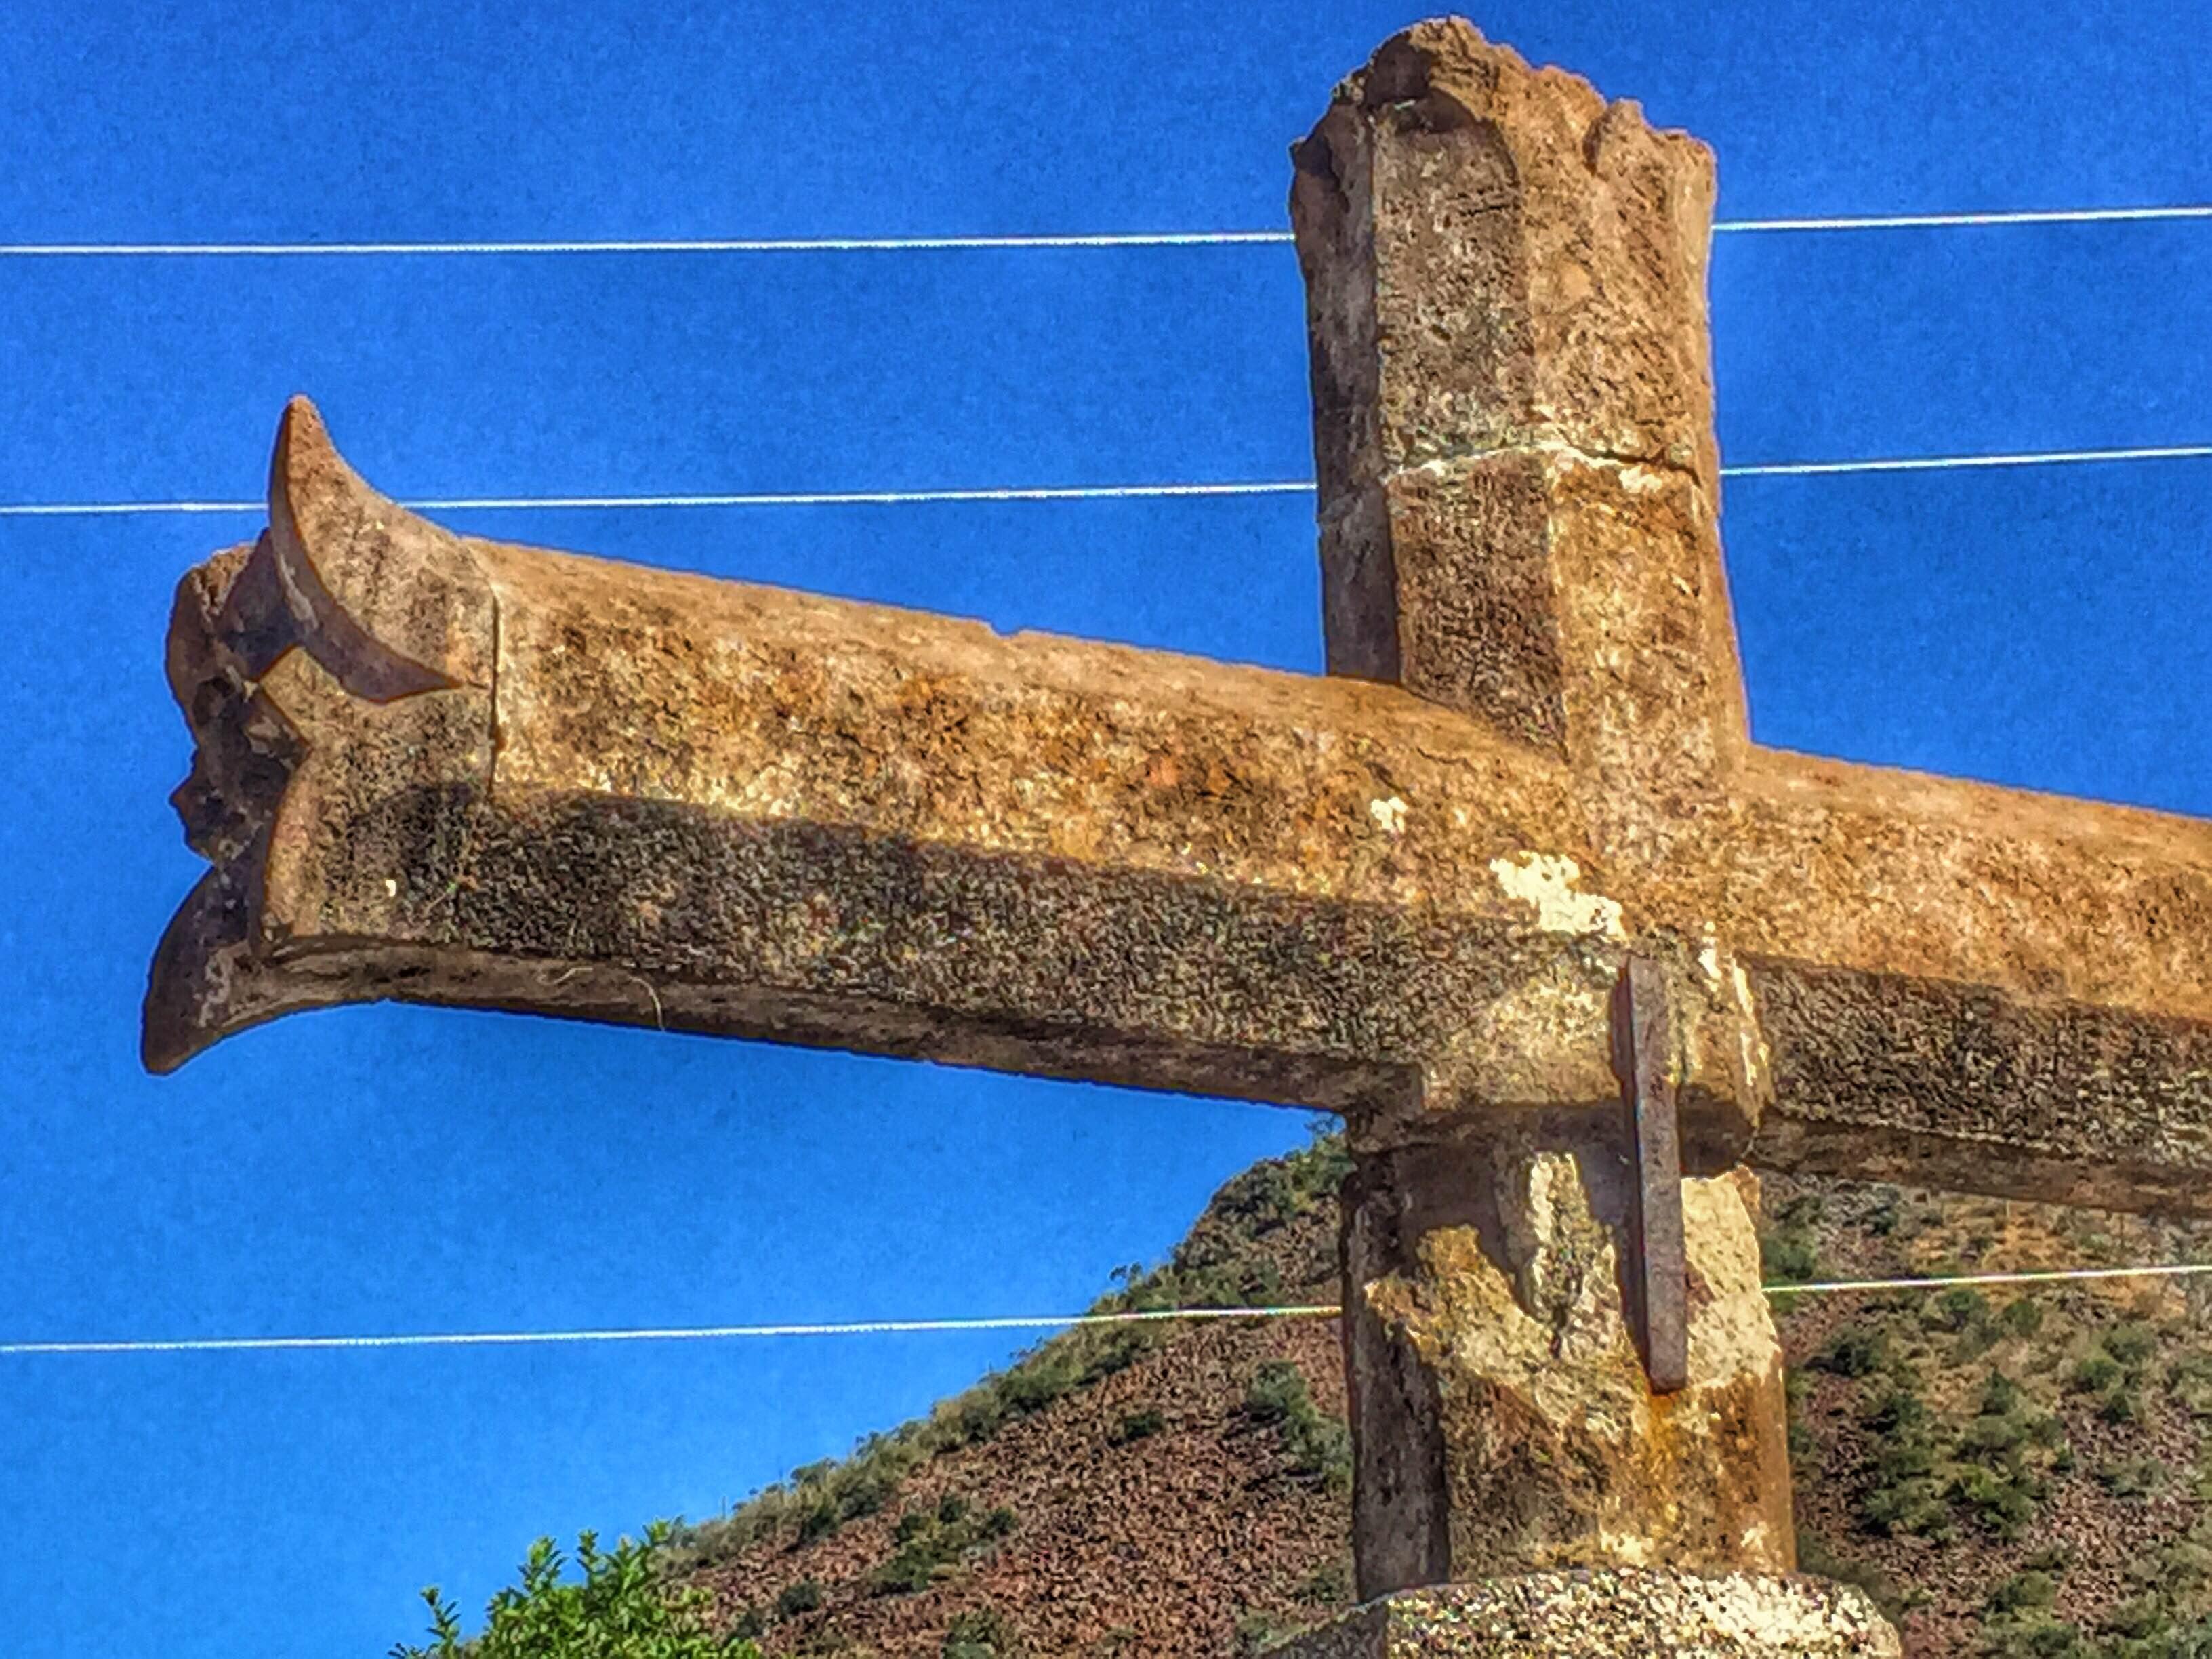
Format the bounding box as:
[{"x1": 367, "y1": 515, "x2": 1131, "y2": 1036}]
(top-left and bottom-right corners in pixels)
[{"x1": 613, "y1": 1134, "x2": 2212, "y2": 1657}]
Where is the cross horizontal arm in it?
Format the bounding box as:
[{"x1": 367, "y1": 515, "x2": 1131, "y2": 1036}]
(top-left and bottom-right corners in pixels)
[
  {"x1": 149, "y1": 403, "x2": 2212, "y2": 1217},
  {"x1": 1711, "y1": 751, "x2": 2212, "y2": 1214},
  {"x1": 146, "y1": 400, "x2": 1629, "y2": 1120}
]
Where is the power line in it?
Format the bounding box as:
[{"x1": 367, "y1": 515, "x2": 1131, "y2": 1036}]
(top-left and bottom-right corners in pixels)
[
  {"x1": 3, "y1": 203, "x2": 2208, "y2": 256},
  {"x1": 1725, "y1": 442, "x2": 2212, "y2": 477},
  {"x1": 1718, "y1": 203, "x2": 2212, "y2": 232},
  {"x1": 0, "y1": 1305, "x2": 1340, "y2": 1357},
  {"x1": 8, "y1": 1261, "x2": 2209, "y2": 1356},
  {"x1": 0, "y1": 480, "x2": 1317, "y2": 518},
  {"x1": 1780, "y1": 1262, "x2": 2212, "y2": 1296},
  {"x1": 7, "y1": 441, "x2": 2210, "y2": 519},
  {"x1": 0, "y1": 232, "x2": 1296, "y2": 257}
]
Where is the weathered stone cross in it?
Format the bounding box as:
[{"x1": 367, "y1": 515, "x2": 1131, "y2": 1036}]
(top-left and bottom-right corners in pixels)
[{"x1": 144, "y1": 18, "x2": 2212, "y2": 1654}]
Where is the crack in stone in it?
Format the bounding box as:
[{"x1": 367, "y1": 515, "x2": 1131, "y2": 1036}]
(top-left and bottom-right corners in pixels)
[{"x1": 1314, "y1": 439, "x2": 1706, "y2": 529}]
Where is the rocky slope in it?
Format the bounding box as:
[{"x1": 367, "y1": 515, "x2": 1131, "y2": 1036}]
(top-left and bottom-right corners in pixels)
[{"x1": 640, "y1": 1134, "x2": 2212, "y2": 1658}]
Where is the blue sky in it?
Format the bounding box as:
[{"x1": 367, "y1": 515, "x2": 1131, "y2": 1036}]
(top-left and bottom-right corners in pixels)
[{"x1": 3, "y1": 2, "x2": 2209, "y2": 1654}]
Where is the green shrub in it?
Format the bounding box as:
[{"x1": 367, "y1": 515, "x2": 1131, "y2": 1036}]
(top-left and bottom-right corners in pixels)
[
  {"x1": 874, "y1": 1545, "x2": 941, "y2": 1596},
  {"x1": 2169, "y1": 1351, "x2": 2212, "y2": 1418},
  {"x1": 2096, "y1": 1456, "x2": 2165, "y2": 1498},
  {"x1": 1246, "y1": 1361, "x2": 1309, "y2": 1425},
  {"x1": 872, "y1": 1498, "x2": 1017, "y2": 1597},
  {"x1": 1977, "y1": 1609, "x2": 2087, "y2": 1659},
  {"x1": 1996, "y1": 1298, "x2": 2045, "y2": 1338},
  {"x1": 2102, "y1": 1593, "x2": 2169, "y2": 1641},
  {"x1": 2152, "y1": 1536, "x2": 2212, "y2": 1593},
  {"x1": 1952, "y1": 1462, "x2": 2037, "y2": 1540},
  {"x1": 388, "y1": 1525, "x2": 761, "y2": 1659},
  {"x1": 1288, "y1": 1410, "x2": 1352, "y2": 1488},
  {"x1": 1761, "y1": 1229, "x2": 1818, "y2": 1284},
  {"x1": 1958, "y1": 1413, "x2": 2028, "y2": 1457},
  {"x1": 838, "y1": 1466, "x2": 898, "y2": 1520},
  {"x1": 1234, "y1": 1610, "x2": 1298, "y2": 1656},
  {"x1": 1862, "y1": 1383, "x2": 1929, "y2": 1437},
  {"x1": 1001, "y1": 1351, "x2": 1083, "y2": 1414},
  {"x1": 1813, "y1": 1328, "x2": 1887, "y2": 1378},
  {"x1": 1080, "y1": 1330, "x2": 1151, "y2": 1382},
  {"x1": 943, "y1": 1608, "x2": 1021, "y2": 1658},
  {"x1": 1242, "y1": 1361, "x2": 1351, "y2": 1492},
  {"x1": 1927, "y1": 1286, "x2": 1991, "y2": 1334},
  {"x1": 775, "y1": 1579, "x2": 823, "y2": 1619},
  {"x1": 1859, "y1": 1382, "x2": 1954, "y2": 1542},
  {"x1": 1987, "y1": 1571, "x2": 2058, "y2": 1614},
  {"x1": 2070, "y1": 1351, "x2": 2123, "y2": 1393},
  {"x1": 1788, "y1": 1418, "x2": 1821, "y2": 1469},
  {"x1": 2100, "y1": 1385, "x2": 2145, "y2": 1425},
  {"x1": 1111, "y1": 1407, "x2": 1166, "y2": 1445},
  {"x1": 2108, "y1": 1322, "x2": 2159, "y2": 1366}
]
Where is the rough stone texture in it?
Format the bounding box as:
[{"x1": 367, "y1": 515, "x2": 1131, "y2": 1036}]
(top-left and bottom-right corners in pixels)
[
  {"x1": 1272, "y1": 1572, "x2": 1901, "y2": 1658},
  {"x1": 1342, "y1": 1136, "x2": 1790, "y2": 1595},
  {"x1": 141, "y1": 16, "x2": 2212, "y2": 1634},
  {"x1": 1292, "y1": 17, "x2": 1740, "y2": 823},
  {"x1": 144, "y1": 398, "x2": 2212, "y2": 1213}
]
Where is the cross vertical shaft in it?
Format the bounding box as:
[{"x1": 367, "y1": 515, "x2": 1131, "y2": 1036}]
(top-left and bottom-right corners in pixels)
[{"x1": 1292, "y1": 19, "x2": 1794, "y2": 1596}]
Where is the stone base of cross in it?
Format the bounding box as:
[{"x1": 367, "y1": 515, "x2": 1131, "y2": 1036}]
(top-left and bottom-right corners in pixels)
[
  {"x1": 1276, "y1": 1570, "x2": 1897, "y2": 1658},
  {"x1": 146, "y1": 17, "x2": 2212, "y2": 1657}
]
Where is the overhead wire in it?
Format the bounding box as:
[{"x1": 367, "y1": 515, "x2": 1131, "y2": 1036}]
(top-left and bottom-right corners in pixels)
[
  {"x1": 6, "y1": 443, "x2": 2211, "y2": 518},
  {"x1": 6, "y1": 199, "x2": 2209, "y2": 514},
  {"x1": 5, "y1": 198, "x2": 2207, "y2": 1359},
  {"x1": 7, "y1": 1261, "x2": 2211, "y2": 1356},
  {"x1": 2, "y1": 202, "x2": 2209, "y2": 256}
]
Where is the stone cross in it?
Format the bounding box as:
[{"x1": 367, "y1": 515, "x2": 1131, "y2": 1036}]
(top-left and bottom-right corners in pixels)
[{"x1": 144, "y1": 18, "x2": 2212, "y2": 1654}]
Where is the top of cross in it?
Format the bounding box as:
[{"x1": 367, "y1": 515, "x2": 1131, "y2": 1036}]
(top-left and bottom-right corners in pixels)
[{"x1": 146, "y1": 20, "x2": 2212, "y2": 1221}]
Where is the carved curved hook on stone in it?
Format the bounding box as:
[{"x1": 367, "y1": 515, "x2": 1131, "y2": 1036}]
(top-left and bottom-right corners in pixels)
[{"x1": 144, "y1": 398, "x2": 498, "y2": 1074}]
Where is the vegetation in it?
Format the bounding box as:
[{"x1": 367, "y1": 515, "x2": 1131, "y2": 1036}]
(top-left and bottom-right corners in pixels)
[
  {"x1": 1841, "y1": 1336, "x2": 2067, "y2": 1544},
  {"x1": 1771, "y1": 1173, "x2": 2212, "y2": 1655},
  {"x1": 940, "y1": 1608, "x2": 1023, "y2": 1658},
  {"x1": 1108, "y1": 1406, "x2": 1165, "y2": 1445},
  {"x1": 871, "y1": 1494, "x2": 1017, "y2": 1596},
  {"x1": 1762, "y1": 1192, "x2": 1824, "y2": 1289},
  {"x1": 1243, "y1": 1359, "x2": 1353, "y2": 1493},
  {"x1": 773, "y1": 1579, "x2": 821, "y2": 1620},
  {"x1": 1233, "y1": 1609, "x2": 1303, "y2": 1656},
  {"x1": 388, "y1": 1139, "x2": 2212, "y2": 1656},
  {"x1": 387, "y1": 1524, "x2": 759, "y2": 1659},
  {"x1": 651, "y1": 1128, "x2": 1353, "y2": 1580}
]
